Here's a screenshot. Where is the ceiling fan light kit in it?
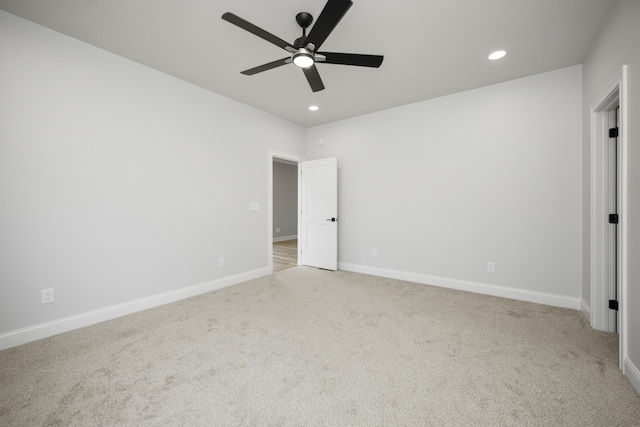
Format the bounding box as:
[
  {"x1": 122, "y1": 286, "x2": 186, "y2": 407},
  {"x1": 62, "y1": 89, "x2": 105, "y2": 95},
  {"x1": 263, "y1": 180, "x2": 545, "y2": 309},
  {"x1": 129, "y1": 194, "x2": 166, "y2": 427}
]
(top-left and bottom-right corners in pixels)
[
  {"x1": 222, "y1": 0, "x2": 383, "y2": 92},
  {"x1": 293, "y1": 49, "x2": 315, "y2": 68}
]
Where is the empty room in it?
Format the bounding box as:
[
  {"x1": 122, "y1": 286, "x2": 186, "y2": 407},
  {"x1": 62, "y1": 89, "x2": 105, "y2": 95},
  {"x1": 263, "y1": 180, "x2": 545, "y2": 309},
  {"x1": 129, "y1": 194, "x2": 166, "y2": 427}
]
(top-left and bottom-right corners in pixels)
[{"x1": 1, "y1": 0, "x2": 639, "y2": 425}]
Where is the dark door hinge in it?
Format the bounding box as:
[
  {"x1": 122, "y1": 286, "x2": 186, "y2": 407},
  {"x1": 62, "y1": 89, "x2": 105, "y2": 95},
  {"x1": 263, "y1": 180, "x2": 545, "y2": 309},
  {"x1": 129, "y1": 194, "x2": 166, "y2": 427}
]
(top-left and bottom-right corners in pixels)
[
  {"x1": 609, "y1": 127, "x2": 619, "y2": 138},
  {"x1": 609, "y1": 214, "x2": 619, "y2": 224},
  {"x1": 609, "y1": 300, "x2": 619, "y2": 311}
]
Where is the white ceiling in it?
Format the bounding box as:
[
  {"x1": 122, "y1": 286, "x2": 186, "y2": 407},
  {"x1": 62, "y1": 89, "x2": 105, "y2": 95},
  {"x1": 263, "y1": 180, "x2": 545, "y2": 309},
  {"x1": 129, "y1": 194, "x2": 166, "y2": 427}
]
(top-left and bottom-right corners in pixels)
[{"x1": 0, "y1": 0, "x2": 615, "y2": 127}]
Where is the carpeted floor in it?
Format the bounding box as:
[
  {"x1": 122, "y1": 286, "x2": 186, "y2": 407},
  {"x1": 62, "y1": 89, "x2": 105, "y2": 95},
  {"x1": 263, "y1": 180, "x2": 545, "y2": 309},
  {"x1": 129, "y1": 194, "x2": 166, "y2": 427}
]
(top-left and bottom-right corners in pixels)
[{"x1": 1, "y1": 267, "x2": 639, "y2": 426}]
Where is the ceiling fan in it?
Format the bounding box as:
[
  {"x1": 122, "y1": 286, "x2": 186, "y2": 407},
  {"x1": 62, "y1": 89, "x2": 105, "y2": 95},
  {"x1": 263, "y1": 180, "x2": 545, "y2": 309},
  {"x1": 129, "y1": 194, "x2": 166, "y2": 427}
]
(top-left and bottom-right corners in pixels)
[{"x1": 222, "y1": 0, "x2": 383, "y2": 92}]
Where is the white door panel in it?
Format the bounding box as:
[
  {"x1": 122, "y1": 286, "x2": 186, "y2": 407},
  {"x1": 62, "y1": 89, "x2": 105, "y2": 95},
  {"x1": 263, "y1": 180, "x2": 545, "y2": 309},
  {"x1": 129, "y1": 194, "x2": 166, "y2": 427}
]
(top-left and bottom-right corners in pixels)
[{"x1": 299, "y1": 158, "x2": 338, "y2": 270}]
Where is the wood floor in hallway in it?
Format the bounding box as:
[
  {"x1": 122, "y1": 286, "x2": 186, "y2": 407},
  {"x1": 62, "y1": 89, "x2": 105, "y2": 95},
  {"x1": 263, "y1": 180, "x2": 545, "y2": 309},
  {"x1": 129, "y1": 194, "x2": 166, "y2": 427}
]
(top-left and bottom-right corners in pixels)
[{"x1": 273, "y1": 239, "x2": 297, "y2": 272}]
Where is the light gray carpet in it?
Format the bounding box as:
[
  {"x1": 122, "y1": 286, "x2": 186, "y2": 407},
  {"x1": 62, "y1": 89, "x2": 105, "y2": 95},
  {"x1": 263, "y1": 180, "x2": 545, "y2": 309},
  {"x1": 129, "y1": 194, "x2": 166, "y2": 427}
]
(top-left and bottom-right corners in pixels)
[{"x1": 1, "y1": 267, "x2": 639, "y2": 426}]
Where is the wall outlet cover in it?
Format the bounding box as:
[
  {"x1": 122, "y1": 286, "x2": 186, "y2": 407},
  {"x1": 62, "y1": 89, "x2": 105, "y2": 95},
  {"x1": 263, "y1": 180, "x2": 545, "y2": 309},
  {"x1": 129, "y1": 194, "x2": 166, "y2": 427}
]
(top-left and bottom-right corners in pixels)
[{"x1": 41, "y1": 288, "x2": 55, "y2": 304}]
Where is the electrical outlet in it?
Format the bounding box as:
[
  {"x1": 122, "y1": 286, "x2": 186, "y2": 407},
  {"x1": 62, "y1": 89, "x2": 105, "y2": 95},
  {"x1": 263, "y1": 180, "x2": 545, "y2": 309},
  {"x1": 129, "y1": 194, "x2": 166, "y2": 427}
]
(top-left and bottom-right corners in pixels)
[
  {"x1": 41, "y1": 288, "x2": 54, "y2": 304},
  {"x1": 218, "y1": 257, "x2": 225, "y2": 267},
  {"x1": 372, "y1": 249, "x2": 378, "y2": 258},
  {"x1": 487, "y1": 262, "x2": 495, "y2": 273},
  {"x1": 275, "y1": 228, "x2": 281, "y2": 233}
]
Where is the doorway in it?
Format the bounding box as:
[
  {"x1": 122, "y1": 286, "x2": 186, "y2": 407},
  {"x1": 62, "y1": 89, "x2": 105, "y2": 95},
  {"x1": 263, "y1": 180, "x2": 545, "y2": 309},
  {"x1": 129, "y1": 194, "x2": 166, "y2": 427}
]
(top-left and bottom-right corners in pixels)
[
  {"x1": 590, "y1": 65, "x2": 627, "y2": 369},
  {"x1": 268, "y1": 150, "x2": 305, "y2": 274},
  {"x1": 273, "y1": 158, "x2": 299, "y2": 272}
]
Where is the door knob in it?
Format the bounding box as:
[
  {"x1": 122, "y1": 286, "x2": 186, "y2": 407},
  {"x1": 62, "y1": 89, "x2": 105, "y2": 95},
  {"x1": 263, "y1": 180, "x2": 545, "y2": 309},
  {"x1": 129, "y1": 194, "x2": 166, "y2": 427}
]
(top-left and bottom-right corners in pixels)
[{"x1": 326, "y1": 218, "x2": 337, "y2": 222}]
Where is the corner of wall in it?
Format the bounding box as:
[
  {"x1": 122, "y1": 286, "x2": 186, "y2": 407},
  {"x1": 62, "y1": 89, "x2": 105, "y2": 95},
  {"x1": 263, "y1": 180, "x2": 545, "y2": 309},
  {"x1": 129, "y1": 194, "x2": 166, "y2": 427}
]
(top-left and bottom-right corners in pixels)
[{"x1": 624, "y1": 357, "x2": 640, "y2": 397}]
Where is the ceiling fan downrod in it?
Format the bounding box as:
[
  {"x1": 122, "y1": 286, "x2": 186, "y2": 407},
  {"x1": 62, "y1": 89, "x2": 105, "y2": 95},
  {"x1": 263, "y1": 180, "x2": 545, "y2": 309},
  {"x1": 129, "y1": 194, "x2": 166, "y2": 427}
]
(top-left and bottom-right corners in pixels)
[
  {"x1": 296, "y1": 12, "x2": 313, "y2": 37},
  {"x1": 293, "y1": 12, "x2": 315, "y2": 68}
]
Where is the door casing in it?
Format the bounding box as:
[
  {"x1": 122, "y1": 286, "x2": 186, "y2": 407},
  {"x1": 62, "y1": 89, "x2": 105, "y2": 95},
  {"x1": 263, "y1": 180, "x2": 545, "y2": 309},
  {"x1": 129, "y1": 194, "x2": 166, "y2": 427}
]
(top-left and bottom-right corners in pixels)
[{"x1": 590, "y1": 65, "x2": 628, "y2": 370}]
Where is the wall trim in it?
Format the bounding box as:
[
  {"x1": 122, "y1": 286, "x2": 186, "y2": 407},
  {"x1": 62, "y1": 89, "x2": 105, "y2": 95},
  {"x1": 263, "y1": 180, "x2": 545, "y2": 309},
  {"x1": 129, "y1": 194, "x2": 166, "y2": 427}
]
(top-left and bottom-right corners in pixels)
[
  {"x1": 0, "y1": 268, "x2": 269, "y2": 351},
  {"x1": 339, "y1": 263, "x2": 581, "y2": 310},
  {"x1": 273, "y1": 235, "x2": 297, "y2": 242},
  {"x1": 624, "y1": 357, "x2": 640, "y2": 397}
]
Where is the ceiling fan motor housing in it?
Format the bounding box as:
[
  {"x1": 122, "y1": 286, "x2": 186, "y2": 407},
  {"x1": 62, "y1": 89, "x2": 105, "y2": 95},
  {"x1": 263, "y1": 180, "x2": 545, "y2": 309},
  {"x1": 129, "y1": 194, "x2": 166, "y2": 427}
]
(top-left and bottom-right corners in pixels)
[{"x1": 293, "y1": 36, "x2": 308, "y2": 49}]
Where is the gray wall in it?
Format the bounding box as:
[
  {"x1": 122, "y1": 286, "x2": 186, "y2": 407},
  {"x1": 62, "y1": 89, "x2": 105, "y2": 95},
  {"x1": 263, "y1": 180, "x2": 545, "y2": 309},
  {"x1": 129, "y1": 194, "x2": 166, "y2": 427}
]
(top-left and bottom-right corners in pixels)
[
  {"x1": 307, "y1": 66, "x2": 583, "y2": 308},
  {"x1": 0, "y1": 11, "x2": 306, "y2": 336},
  {"x1": 582, "y1": 0, "x2": 640, "y2": 387},
  {"x1": 273, "y1": 162, "x2": 298, "y2": 240}
]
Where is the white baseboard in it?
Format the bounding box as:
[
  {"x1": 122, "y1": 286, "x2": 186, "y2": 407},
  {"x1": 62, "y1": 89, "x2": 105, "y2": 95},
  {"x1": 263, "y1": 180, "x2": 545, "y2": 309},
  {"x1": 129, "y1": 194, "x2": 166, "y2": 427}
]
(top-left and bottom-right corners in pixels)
[
  {"x1": 0, "y1": 267, "x2": 269, "y2": 351},
  {"x1": 273, "y1": 235, "x2": 297, "y2": 242},
  {"x1": 339, "y1": 263, "x2": 582, "y2": 310},
  {"x1": 624, "y1": 356, "x2": 640, "y2": 397}
]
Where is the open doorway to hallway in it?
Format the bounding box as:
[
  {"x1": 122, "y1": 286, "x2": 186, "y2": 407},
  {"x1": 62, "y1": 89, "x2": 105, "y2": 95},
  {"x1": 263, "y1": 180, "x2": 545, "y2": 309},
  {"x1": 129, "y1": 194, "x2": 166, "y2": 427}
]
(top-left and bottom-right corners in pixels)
[{"x1": 270, "y1": 153, "x2": 303, "y2": 273}]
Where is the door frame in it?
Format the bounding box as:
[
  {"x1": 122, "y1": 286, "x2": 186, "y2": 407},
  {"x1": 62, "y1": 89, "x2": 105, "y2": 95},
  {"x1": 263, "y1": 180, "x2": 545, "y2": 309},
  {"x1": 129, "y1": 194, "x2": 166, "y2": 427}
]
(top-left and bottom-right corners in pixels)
[
  {"x1": 268, "y1": 150, "x2": 306, "y2": 274},
  {"x1": 590, "y1": 65, "x2": 627, "y2": 370}
]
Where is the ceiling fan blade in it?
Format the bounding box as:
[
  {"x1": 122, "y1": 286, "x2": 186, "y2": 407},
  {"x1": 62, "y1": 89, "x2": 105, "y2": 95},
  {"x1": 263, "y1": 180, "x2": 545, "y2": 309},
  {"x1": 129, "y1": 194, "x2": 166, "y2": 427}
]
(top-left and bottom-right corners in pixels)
[
  {"x1": 241, "y1": 58, "x2": 290, "y2": 76},
  {"x1": 302, "y1": 65, "x2": 325, "y2": 92},
  {"x1": 306, "y1": 0, "x2": 353, "y2": 51},
  {"x1": 318, "y1": 52, "x2": 384, "y2": 67},
  {"x1": 222, "y1": 12, "x2": 292, "y2": 50}
]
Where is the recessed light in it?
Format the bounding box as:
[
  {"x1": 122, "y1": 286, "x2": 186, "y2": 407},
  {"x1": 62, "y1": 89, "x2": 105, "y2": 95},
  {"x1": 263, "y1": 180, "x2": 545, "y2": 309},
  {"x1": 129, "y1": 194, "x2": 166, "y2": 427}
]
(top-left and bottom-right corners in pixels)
[
  {"x1": 488, "y1": 50, "x2": 507, "y2": 60},
  {"x1": 308, "y1": 105, "x2": 319, "y2": 111}
]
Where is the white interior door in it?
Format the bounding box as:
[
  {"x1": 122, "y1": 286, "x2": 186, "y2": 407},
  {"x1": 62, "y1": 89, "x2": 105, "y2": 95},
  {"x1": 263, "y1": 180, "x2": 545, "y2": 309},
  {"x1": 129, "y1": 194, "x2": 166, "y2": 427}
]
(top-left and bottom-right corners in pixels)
[{"x1": 299, "y1": 158, "x2": 338, "y2": 270}]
